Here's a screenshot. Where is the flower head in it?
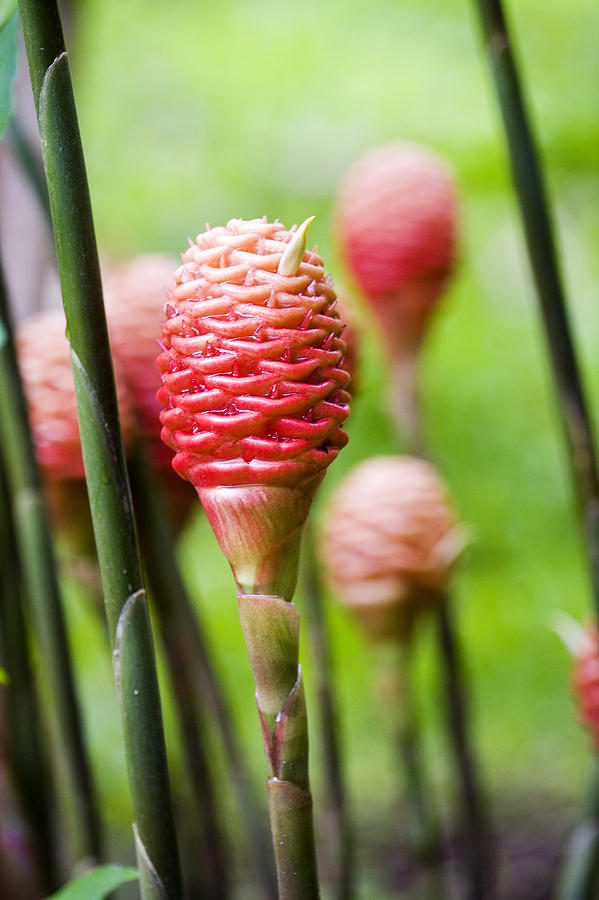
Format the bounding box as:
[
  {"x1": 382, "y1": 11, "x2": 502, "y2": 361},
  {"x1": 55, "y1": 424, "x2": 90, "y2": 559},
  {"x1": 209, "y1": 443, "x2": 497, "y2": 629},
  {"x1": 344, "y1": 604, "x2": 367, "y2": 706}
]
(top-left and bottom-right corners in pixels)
[
  {"x1": 157, "y1": 217, "x2": 351, "y2": 598},
  {"x1": 157, "y1": 218, "x2": 350, "y2": 491},
  {"x1": 322, "y1": 456, "x2": 463, "y2": 641},
  {"x1": 335, "y1": 142, "x2": 458, "y2": 356}
]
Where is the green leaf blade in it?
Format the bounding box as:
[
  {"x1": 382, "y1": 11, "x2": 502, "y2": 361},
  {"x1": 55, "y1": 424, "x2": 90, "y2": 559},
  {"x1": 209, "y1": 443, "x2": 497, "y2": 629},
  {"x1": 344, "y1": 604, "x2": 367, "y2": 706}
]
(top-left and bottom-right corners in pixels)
[{"x1": 47, "y1": 864, "x2": 139, "y2": 900}]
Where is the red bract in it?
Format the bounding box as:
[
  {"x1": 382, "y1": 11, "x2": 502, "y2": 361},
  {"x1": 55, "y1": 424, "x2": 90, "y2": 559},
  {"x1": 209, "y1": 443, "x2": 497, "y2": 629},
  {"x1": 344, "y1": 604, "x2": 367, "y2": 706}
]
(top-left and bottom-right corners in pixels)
[
  {"x1": 573, "y1": 625, "x2": 599, "y2": 749},
  {"x1": 322, "y1": 456, "x2": 463, "y2": 641},
  {"x1": 335, "y1": 142, "x2": 458, "y2": 355},
  {"x1": 157, "y1": 218, "x2": 351, "y2": 492}
]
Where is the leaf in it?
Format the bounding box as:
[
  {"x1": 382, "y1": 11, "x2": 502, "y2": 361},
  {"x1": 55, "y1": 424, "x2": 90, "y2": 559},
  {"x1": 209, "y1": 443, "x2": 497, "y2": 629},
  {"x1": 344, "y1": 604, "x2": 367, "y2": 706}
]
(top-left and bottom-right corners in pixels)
[
  {"x1": 0, "y1": 666, "x2": 10, "y2": 684},
  {"x1": 46, "y1": 864, "x2": 139, "y2": 900},
  {"x1": 0, "y1": 9, "x2": 18, "y2": 139}
]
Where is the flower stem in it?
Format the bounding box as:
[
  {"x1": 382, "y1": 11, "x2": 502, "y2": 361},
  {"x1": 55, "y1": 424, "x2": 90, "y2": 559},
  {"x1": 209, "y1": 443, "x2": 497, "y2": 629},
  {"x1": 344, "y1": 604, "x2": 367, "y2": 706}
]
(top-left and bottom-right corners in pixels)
[
  {"x1": 0, "y1": 242, "x2": 102, "y2": 865},
  {"x1": 377, "y1": 639, "x2": 443, "y2": 896},
  {"x1": 16, "y1": 2, "x2": 182, "y2": 894},
  {"x1": 239, "y1": 592, "x2": 320, "y2": 900},
  {"x1": 474, "y1": 0, "x2": 599, "y2": 612},
  {"x1": 436, "y1": 597, "x2": 490, "y2": 899},
  {"x1": 389, "y1": 367, "x2": 490, "y2": 896},
  {"x1": 0, "y1": 459, "x2": 62, "y2": 892},
  {"x1": 128, "y1": 452, "x2": 231, "y2": 899},
  {"x1": 301, "y1": 522, "x2": 354, "y2": 900},
  {"x1": 475, "y1": 2, "x2": 599, "y2": 892}
]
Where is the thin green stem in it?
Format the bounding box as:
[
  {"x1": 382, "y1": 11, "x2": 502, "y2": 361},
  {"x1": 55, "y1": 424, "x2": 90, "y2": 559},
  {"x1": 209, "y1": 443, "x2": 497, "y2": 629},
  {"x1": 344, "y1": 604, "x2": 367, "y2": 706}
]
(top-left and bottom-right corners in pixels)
[
  {"x1": 377, "y1": 640, "x2": 443, "y2": 897},
  {"x1": 390, "y1": 362, "x2": 491, "y2": 896},
  {"x1": 128, "y1": 452, "x2": 228, "y2": 900},
  {"x1": 7, "y1": 116, "x2": 52, "y2": 226},
  {"x1": 301, "y1": 522, "x2": 354, "y2": 900},
  {"x1": 475, "y1": 3, "x2": 599, "y2": 893},
  {"x1": 0, "y1": 459, "x2": 62, "y2": 892},
  {"x1": 16, "y1": 2, "x2": 181, "y2": 895},
  {"x1": 239, "y1": 592, "x2": 320, "y2": 900},
  {"x1": 0, "y1": 248, "x2": 102, "y2": 864},
  {"x1": 436, "y1": 597, "x2": 490, "y2": 899},
  {"x1": 474, "y1": 0, "x2": 599, "y2": 611}
]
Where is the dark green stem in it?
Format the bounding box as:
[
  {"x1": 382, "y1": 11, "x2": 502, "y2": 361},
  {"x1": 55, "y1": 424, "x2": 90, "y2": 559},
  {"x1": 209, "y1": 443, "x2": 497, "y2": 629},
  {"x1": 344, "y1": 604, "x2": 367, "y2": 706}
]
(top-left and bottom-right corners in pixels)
[
  {"x1": 7, "y1": 117, "x2": 52, "y2": 226},
  {"x1": 239, "y1": 592, "x2": 320, "y2": 900},
  {"x1": 301, "y1": 523, "x2": 354, "y2": 900},
  {"x1": 474, "y1": 0, "x2": 599, "y2": 612},
  {"x1": 0, "y1": 459, "x2": 62, "y2": 892},
  {"x1": 0, "y1": 245, "x2": 102, "y2": 864},
  {"x1": 16, "y1": 2, "x2": 181, "y2": 894},
  {"x1": 475, "y1": 3, "x2": 599, "y2": 893},
  {"x1": 556, "y1": 757, "x2": 599, "y2": 900},
  {"x1": 436, "y1": 597, "x2": 490, "y2": 899},
  {"x1": 378, "y1": 640, "x2": 442, "y2": 892},
  {"x1": 390, "y1": 361, "x2": 490, "y2": 896},
  {"x1": 128, "y1": 452, "x2": 228, "y2": 900}
]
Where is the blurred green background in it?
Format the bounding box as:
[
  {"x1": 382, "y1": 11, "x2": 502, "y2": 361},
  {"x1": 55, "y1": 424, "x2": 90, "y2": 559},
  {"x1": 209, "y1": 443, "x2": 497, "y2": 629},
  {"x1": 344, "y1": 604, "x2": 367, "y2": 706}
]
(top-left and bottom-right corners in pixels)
[{"x1": 54, "y1": 0, "x2": 599, "y2": 893}]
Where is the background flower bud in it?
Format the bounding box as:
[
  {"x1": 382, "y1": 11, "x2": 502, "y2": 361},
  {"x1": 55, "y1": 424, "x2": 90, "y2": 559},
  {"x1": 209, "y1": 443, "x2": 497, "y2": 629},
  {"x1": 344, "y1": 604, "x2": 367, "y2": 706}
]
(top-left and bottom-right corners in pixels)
[{"x1": 322, "y1": 455, "x2": 464, "y2": 641}]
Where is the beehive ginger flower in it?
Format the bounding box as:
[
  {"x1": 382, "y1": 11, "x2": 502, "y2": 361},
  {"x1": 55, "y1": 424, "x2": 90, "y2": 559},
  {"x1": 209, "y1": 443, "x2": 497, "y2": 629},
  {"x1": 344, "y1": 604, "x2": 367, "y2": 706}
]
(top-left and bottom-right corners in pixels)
[
  {"x1": 157, "y1": 217, "x2": 351, "y2": 598},
  {"x1": 335, "y1": 142, "x2": 459, "y2": 356},
  {"x1": 322, "y1": 456, "x2": 465, "y2": 641}
]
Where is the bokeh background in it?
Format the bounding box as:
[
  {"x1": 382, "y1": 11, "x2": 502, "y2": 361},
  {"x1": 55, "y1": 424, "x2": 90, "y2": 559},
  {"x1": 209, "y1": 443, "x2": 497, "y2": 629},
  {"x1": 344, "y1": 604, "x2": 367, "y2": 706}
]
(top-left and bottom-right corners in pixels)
[{"x1": 4, "y1": 0, "x2": 599, "y2": 895}]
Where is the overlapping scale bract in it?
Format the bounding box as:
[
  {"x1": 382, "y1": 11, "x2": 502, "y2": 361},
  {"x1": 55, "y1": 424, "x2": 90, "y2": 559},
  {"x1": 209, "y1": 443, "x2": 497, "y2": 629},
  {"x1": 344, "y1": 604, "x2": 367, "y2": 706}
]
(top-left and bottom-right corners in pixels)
[
  {"x1": 157, "y1": 218, "x2": 351, "y2": 490},
  {"x1": 322, "y1": 456, "x2": 462, "y2": 633}
]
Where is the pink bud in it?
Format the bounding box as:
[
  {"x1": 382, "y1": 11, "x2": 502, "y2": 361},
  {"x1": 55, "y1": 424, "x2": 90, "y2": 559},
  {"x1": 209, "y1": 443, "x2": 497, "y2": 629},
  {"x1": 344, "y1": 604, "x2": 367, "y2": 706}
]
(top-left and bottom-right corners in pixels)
[{"x1": 322, "y1": 456, "x2": 463, "y2": 641}]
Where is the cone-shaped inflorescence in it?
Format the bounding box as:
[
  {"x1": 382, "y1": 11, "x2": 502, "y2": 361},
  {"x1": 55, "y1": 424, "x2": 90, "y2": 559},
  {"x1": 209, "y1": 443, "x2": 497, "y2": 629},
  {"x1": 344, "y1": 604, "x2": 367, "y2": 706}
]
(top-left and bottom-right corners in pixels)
[
  {"x1": 158, "y1": 217, "x2": 351, "y2": 899},
  {"x1": 322, "y1": 456, "x2": 463, "y2": 642},
  {"x1": 322, "y1": 456, "x2": 462, "y2": 884},
  {"x1": 335, "y1": 143, "x2": 458, "y2": 447}
]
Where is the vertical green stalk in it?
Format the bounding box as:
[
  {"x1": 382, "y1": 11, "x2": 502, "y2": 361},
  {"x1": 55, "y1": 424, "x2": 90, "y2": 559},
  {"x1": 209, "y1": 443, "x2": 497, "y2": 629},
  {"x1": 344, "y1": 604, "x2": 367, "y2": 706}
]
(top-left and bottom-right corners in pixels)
[
  {"x1": 474, "y1": 3, "x2": 599, "y2": 895},
  {"x1": 390, "y1": 365, "x2": 490, "y2": 897},
  {"x1": 0, "y1": 459, "x2": 62, "y2": 892},
  {"x1": 239, "y1": 592, "x2": 320, "y2": 900},
  {"x1": 377, "y1": 640, "x2": 443, "y2": 898},
  {"x1": 556, "y1": 757, "x2": 599, "y2": 900},
  {"x1": 128, "y1": 452, "x2": 228, "y2": 900},
  {"x1": 301, "y1": 522, "x2": 354, "y2": 900},
  {"x1": 0, "y1": 247, "x2": 102, "y2": 865},
  {"x1": 16, "y1": 2, "x2": 181, "y2": 895}
]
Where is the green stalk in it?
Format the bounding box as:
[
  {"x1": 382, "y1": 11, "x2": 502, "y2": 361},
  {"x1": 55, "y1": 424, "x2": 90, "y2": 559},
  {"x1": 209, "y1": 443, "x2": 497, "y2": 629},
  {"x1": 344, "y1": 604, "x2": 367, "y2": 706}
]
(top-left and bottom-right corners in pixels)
[
  {"x1": 0, "y1": 459, "x2": 62, "y2": 892},
  {"x1": 128, "y1": 452, "x2": 228, "y2": 900},
  {"x1": 239, "y1": 592, "x2": 320, "y2": 900},
  {"x1": 16, "y1": 2, "x2": 181, "y2": 895},
  {"x1": 474, "y1": 0, "x2": 599, "y2": 607},
  {"x1": 377, "y1": 640, "x2": 443, "y2": 898},
  {"x1": 474, "y1": 3, "x2": 599, "y2": 894},
  {"x1": 391, "y1": 364, "x2": 490, "y2": 898},
  {"x1": 301, "y1": 522, "x2": 354, "y2": 900},
  {"x1": 128, "y1": 452, "x2": 277, "y2": 899},
  {"x1": 0, "y1": 246, "x2": 102, "y2": 865}
]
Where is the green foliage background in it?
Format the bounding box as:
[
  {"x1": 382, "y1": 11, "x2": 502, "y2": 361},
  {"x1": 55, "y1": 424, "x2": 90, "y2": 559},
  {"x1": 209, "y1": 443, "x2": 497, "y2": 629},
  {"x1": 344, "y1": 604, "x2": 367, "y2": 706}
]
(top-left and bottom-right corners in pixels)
[{"x1": 51, "y1": 0, "x2": 599, "y2": 887}]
